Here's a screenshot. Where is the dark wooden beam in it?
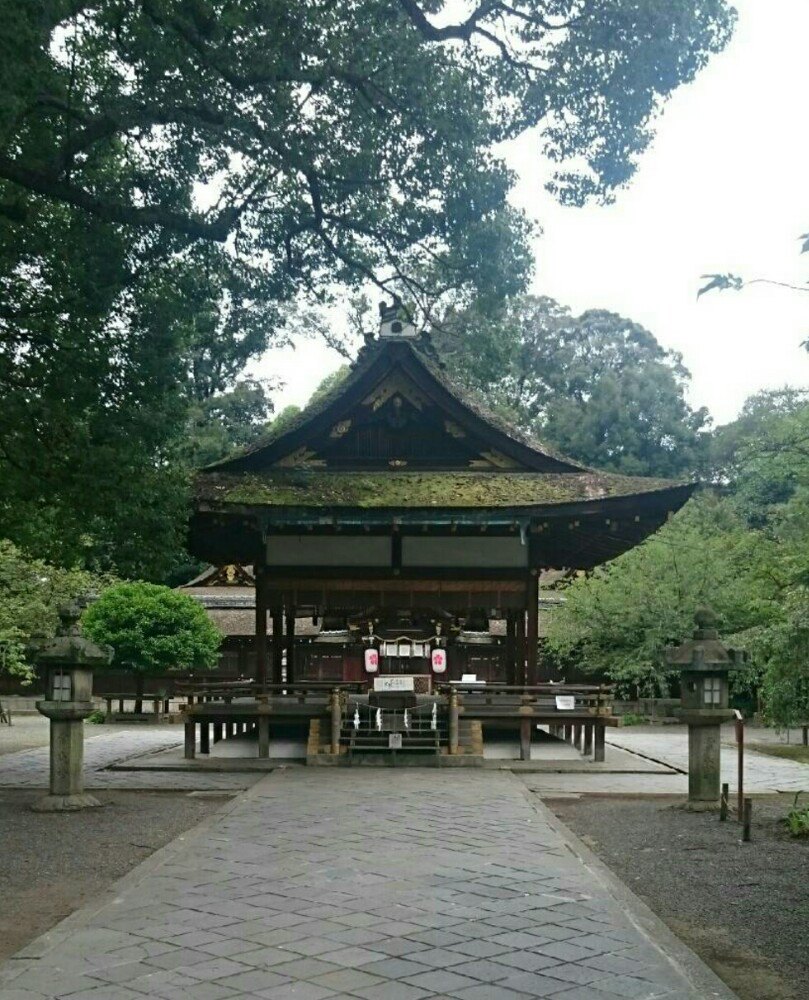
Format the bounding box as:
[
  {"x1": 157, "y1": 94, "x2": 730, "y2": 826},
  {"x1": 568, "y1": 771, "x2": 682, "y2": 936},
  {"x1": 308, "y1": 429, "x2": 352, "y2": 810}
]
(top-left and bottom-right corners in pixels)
[
  {"x1": 271, "y1": 607, "x2": 284, "y2": 685},
  {"x1": 526, "y1": 572, "x2": 539, "y2": 687},
  {"x1": 285, "y1": 607, "x2": 296, "y2": 684},
  {"x1": 505, "y1": 613, "x2": 516, "y2": 686},
  {"x1": 515, "y1": 609, "x2": 526, "y2": 688},
  {"x1": 254, "y1": 567, "x2": 268, "y2": 690}
]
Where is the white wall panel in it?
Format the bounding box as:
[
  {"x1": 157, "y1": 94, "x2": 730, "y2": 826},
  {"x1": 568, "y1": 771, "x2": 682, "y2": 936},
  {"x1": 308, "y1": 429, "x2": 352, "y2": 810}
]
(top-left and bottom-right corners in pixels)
[
  {"x1": 402, "y1": 536, "x2": 527, "y2": 568},
  {"x1": 267, "y1": 536, "x2": 391, "y2": 567}
]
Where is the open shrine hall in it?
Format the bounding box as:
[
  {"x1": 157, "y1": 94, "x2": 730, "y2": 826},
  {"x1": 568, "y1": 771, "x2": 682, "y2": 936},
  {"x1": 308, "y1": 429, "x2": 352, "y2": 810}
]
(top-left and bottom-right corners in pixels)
[{"x1": 180, "y1": 306, "x2": 694, "y2": 765}]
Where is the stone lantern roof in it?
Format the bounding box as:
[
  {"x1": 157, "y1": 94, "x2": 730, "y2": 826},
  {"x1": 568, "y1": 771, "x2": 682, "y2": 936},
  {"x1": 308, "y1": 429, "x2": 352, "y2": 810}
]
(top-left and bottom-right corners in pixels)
[
  {"x1": 28, "y1": 599, "x2": 113, "y2": 669},
  {"x1": 665, "y1": 607, "x2": 746, "y2": 673}
]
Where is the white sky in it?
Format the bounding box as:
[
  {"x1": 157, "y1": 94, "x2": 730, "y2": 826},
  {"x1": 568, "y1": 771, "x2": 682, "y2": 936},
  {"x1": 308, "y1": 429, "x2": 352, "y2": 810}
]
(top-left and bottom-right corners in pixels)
[{"x1": 256, "y1": 0, "x2": 809, "y2": 427}]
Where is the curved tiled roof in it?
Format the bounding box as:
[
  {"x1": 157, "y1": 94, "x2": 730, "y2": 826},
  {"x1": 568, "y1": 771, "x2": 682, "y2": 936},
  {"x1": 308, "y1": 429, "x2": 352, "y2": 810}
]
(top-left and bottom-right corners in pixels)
[{"x1": 195, "y1": 469, "x2": 691, "y2": 511}]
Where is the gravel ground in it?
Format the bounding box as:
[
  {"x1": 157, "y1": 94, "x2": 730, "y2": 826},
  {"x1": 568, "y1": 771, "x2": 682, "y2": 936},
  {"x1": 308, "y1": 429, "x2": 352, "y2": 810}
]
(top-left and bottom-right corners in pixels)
[
  {"x1": 547, "y1": 794, "x2": 809, "y2": 1000},
  {"x1": 0, "y1": 788, "x2": 231, "y2": 961}
]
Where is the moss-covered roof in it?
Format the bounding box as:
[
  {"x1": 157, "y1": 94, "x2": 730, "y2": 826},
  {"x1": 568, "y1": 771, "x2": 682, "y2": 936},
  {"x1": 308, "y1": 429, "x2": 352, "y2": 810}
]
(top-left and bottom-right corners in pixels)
[
  {"x1": 204, "y1": 336, "x2": 583, "y2": 474},
  {"x1": 195, "y1": 470, "x2": 690, "y2": 511}
]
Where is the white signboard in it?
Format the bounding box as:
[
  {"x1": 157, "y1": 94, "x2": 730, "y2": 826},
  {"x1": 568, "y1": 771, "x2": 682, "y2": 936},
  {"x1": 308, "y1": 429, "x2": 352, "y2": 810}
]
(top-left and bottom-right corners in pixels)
[
  {"x1": 555, "y1": 695, "x2": 576, "y2": 711},
  {"x1": 388, "y1": 733, "x2": 403, "y2": 749},
  {"x1": 364, "y1": 648, "x2": 379, "y2": 674},
  {"x1": 374, "y1": 675, "x2": 415, "y2": 692},
  {"x1": 431, "y1": 648, "x2": 447, "y2": 674}
]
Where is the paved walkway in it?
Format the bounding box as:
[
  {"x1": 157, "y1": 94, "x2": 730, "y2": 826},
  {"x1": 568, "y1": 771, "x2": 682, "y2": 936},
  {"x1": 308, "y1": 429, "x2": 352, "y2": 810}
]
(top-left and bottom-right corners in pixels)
[
  {"x1": 1, "y1": 770, "x2": 733, "y2": 999},
  {"x1": 0, "y1": 728, "x2": 257, "y2": 791},
  {"x1": 607, "y1": 729, "x2": 809, "y2": 793}
]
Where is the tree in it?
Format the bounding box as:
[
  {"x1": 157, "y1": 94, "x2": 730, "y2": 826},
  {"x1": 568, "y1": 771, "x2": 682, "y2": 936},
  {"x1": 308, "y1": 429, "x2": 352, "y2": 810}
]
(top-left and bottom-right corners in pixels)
[
  {"x1": 183, "y1": 377, "x2": 275, "y2": 467},
  {"x1": 0, "y1": 1, "x2": 736, "y2": 575},
  {"x1": 433, "y1": 295, "x2": 710, "y2": 477},
  {"x1": 545, "y1": 389, "x2": 809, "y2": 725},
  {"x1": 83, "y1": 582, "x2": 221, "y2": 710},
  {"x1": 544, "y1": 494, "x2": 776, "y2": 697},
  {"x1": 0, "y1": 539, "x2": 114, "y2": 683},
  {"x1": 1, "y1": 2, "x2": 735, "y2": 310},
  {"x1": 698, "y1": 230, "x2": 809, "y2": 331}
]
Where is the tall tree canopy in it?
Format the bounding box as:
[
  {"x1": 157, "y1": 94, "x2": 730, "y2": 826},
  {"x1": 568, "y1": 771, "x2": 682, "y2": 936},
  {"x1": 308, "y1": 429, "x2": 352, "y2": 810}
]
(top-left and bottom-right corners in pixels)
[
  {"x1": 433, "y1": 295, "x2": 710, "y2": 477},
  {"x1": 0, "y1": 1, "x2": 736, "y2": 576},
  {"x1": 545, "y1": 390, "x2": 809, "y2": 725}
]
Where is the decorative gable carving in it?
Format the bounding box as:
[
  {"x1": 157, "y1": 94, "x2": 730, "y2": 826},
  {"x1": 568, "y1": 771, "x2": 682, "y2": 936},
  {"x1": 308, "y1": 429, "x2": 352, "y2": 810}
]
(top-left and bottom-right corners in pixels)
[{"x1": 274, "y1": 446, "x2": 326, "y2": 469}]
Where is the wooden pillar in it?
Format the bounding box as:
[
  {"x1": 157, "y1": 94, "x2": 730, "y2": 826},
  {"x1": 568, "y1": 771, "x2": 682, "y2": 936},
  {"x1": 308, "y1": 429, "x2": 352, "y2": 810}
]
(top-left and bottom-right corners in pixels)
[
  {"x1": 213, "y1": 722, "x2": 224, "y2": 743},
  {"x1": 573, "y1": 723, "x2": 583, "y2": 751},
  {"x1": 285, "y1": 607, "x2": 295, "y2": 684},
  {"x1": 584, "y1": 722, "x2": 594, "y2": 756},
  {"x1": 184, "y1": 721, "x2": 195, "y2": 759},
  {"x1": 515, "y1": 611, "x2": 526, "y2": 688},
  {"x1": 526, "y1": 571, "x2": 539, "y2": 687},
  {"x1": 594, "y1": 722, "x2": 606, "y2": 762},
  {"x1": 448, "y1": 688, "x2": 460, "y2": 755},
  {"x1": 505, "y1": 614, "x2": 516, "y2": 686},
  {"x1": 254, "y1": 568, "x2": 268, "y2": 690},
  {"x1": 519, "y1": 718, "x2": 532, "y2": 761},
  {"x1": 199, "y1": 722, "x2": 210, "y2": 755},
  {"x1": 330, "y1": 688, "x2": 342, "y2": 755},
  {"x1": 271, "y1": 608, "x2": 284, "y2": 686},
  {"x1": 258, "y1": 714, "x2": 270, "y2": 758}
]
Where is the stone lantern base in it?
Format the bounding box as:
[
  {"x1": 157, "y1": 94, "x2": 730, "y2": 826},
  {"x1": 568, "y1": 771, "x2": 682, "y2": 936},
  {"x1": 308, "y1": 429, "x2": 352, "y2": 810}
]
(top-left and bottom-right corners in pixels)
[
  {"x1": 32, "y1": 706, "x2": 102, "y2": 813},
  {"x1": 678, "y1": 709, "x2": 734, "y2": 811},
  {"x1": 31, "y1": 792, "x2": 102, "y2": 813}
]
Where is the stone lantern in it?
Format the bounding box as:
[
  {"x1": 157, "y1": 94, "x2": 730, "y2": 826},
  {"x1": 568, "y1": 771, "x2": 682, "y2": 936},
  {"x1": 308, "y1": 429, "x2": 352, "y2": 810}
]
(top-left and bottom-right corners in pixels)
[
  {"x1": 29, "y1": 599, "x2": 113, "y2": 812},
  {"x1": 665, "y1": 606, "x2": 746, "y2": 810}
]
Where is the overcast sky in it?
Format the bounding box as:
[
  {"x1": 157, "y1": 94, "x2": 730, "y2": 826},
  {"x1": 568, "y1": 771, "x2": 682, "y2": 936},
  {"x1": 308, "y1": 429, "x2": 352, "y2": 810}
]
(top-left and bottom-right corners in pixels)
[{"x1": 256, "y1": 0, "x2": 809, "y2": 427}]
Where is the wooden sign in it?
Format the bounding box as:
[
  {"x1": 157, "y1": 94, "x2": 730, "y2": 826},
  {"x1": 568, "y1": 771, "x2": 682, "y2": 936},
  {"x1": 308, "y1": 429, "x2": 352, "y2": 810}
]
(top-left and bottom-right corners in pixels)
[{"x1": 374, "y1": 675, "x2": 414, "y2": 692}]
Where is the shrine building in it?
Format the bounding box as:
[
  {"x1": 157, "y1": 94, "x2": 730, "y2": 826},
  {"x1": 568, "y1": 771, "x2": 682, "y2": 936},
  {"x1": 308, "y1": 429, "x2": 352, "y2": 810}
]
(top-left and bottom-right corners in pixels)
[{"x1": 189, "y1": 307, "x2": 694, "y2": 694}]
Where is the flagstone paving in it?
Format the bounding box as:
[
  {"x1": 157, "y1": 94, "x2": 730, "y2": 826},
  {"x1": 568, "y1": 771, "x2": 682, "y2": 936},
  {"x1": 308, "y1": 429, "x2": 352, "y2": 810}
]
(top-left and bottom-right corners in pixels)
[
  {"x1": 0, "y1": 728, "x2": 257, "y2": 791},
  {"x1": 0, "y1": 769, "x2": 735, "y2": 999},
  {"x1": 606, "y1": 727, "x2": 809, "y2": 793}
]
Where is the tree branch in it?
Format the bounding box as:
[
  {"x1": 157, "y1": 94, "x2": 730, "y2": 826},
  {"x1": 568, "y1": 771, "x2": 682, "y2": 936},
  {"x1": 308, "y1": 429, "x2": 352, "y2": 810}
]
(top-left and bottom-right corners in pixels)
[{"x1": 0, "y1": 158, "x2": 238, "y2": 240}]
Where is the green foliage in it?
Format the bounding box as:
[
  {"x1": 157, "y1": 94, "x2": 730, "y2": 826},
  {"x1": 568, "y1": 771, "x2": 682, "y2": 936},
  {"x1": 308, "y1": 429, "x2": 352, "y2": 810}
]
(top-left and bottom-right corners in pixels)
[
  {"x1": 434, "y1": 295, "x2": 710, "y2": 477},
  {"x1": 0, "y1": 539, "x2": 114, "y2": 682},
  {"x1": 308, "y1": 367, "x2": 352, "y2": 412},
  {"x1": 620, "y1": 713, "x2": 649, "y2": 727},
  {"x1": 545, "y1": 493, "x2": 775, "y2": 694},
  {"x1": 86, "y1": 709, "x2": 106, "y2": 725},
  {"x1": 0, "y1": 2, "x2": 735, "y2": 576},
  {"x1": 546, "y1": 391, "x2": 809, "y2": 726},
  {"x1": 785, "y1": 794, "x2": 809, "y2": 838},
  {"x1": 83, "y1": 582, "x2": 221, "y2": 676},
  {"x1": 183, "y1": 378, "x2": 275, "y2": 468}
]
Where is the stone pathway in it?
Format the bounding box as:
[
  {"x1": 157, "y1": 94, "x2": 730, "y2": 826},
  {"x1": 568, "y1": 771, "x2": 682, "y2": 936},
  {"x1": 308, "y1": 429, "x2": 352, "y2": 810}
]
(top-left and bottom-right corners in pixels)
[
  {"x1": 0, "y1": 769, "x2": 733, "y2": 999},
  {"x1": 0, "y1": 728, "x2": 258, "y2": 791},
  {"x1": 607, "y1": 729, "x2": 809, "y2": 793}
]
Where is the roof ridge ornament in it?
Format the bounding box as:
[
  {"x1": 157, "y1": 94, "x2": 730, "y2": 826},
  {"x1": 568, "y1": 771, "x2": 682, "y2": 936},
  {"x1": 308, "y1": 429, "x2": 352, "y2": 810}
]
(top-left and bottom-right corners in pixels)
[{"x1": 378, "y1": 298, "x2": 417, "y2": 339}]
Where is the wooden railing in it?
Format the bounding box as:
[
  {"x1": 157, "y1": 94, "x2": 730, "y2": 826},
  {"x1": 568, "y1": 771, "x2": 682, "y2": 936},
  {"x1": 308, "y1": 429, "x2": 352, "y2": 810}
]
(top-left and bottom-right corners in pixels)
[
  {"x1": 176, "y1": 680, "x2": 365, "y2": 705},
  {"x1": 441, "y1": 683, "x2": 614, "y2": 716}
]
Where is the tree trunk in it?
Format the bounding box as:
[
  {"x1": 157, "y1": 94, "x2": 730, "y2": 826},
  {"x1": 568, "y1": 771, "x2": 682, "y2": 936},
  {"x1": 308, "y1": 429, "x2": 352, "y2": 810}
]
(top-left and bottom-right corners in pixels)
[{"x1": 134, "y1": 672, "x2": 145, "y2": 715}]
